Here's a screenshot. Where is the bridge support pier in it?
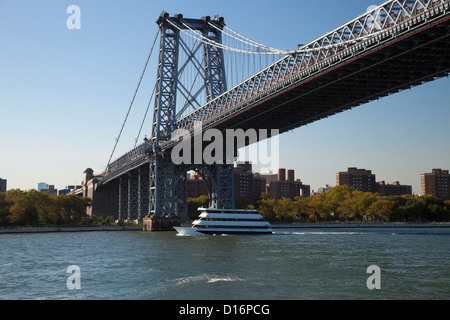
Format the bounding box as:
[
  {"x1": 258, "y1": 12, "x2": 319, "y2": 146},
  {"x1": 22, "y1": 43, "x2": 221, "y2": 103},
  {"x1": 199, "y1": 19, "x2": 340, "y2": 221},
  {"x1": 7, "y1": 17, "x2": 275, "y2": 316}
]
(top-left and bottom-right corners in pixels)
[{"x1": 142, "y1": 216, "x2": 180, "y2": 231}]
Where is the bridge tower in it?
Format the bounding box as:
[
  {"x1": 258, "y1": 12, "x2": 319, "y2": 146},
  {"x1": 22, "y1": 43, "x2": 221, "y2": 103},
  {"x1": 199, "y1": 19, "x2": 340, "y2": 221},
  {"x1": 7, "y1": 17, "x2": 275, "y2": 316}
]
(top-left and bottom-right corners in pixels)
[{"x1": 144, "y1": 13, "x2": 234, "y2": 230}]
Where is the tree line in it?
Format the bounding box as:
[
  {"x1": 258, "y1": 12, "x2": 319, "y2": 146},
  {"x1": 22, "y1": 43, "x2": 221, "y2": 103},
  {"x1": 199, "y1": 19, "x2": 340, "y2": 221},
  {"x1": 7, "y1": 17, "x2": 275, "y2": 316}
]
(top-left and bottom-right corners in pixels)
[
  {"x1": 0, "y1": 189, "x2": 113, "y2": 227},
  {"x1": 252, "y1": 186, "x2": 450, "y2": 223},
  {"x1": 188, "y1": 185, "x2": 450, "y2": 223},
  {"x1": 2, "y1": 186, "x2": 449, "y2": 227}
]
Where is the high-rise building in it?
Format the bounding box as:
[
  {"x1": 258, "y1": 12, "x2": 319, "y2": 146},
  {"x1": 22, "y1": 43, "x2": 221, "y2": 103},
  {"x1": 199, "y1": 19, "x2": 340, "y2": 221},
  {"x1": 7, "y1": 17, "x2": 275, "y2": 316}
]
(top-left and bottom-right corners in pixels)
[
  {"x1": 336, "y1": 167, "x2": 377, "y2": 193},
  {"x1": 278, "y1": 168, "x2": 286, "y2": 181},
  {"x1": 337, "y1": 167, "x2": 413, "y2": 195},
  {"x1": 187, "y1": 171, "x2": 209, "y2": 198},
  {"x1": 420, "y1": 169, "x2": 450, "y2": 200},
  {"x1": 266, "y1": 168, "x2": 310, "y2": 199},
  {"x1": 287, "y1": 169, "x2": 295, "y2": 182},
  {"x1": 234, "y1": 162, "x2": 266, "y2": 203},
  {"x1": 0, "y1": 178, "x2": 6, "y2": 192}
]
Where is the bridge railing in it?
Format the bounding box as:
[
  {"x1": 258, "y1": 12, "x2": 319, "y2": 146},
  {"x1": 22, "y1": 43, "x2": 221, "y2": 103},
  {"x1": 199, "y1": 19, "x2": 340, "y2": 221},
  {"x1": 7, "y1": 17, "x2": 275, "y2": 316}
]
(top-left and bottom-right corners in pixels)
[
  {"x1": 105, "y1": 140, "x2": 150, "y2": 175},
  {"x1": 173, "y1": 0, "x2": 448, "y2": 135}
]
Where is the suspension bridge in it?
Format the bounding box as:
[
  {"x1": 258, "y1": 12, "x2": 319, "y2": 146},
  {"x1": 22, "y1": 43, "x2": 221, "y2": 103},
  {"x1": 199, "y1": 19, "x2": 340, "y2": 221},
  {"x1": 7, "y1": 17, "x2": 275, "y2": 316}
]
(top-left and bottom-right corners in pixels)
[{"x1": 79, "y1": 0, "x2": 450, "y2": 231}]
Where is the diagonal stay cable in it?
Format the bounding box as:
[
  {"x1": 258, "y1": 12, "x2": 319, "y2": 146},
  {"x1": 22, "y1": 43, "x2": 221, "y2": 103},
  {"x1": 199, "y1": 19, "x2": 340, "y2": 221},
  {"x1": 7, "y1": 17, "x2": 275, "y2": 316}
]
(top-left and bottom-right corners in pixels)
[{"x1": 105, "y1": 28, "x2": 160, "y2": 172}]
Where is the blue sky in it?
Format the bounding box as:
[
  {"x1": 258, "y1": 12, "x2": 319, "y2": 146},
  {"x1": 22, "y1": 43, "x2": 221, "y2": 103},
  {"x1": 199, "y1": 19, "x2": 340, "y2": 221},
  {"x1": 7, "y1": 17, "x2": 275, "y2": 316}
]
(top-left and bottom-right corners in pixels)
[{"x1": 0, "y1": 0, "x2": 449, "y2": 194}]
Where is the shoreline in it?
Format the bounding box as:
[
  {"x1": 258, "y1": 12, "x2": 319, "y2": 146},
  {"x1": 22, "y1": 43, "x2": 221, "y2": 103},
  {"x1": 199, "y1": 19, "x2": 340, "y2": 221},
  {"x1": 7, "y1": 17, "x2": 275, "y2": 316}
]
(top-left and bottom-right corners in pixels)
[
  {"x1": 0, "y1": 225, "x2": 143, "y2": 234},
  {"x1": 270, "y1": 222, "x2": 450, "y2": 229},
  {"x1": 1, "y1": 222, "x2": 449, "y2": 234}
]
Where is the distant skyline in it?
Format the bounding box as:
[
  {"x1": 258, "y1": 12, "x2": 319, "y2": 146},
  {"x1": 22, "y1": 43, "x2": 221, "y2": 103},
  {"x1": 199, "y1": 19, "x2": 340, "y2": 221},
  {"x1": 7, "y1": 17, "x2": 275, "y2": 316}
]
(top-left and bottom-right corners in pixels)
[{"x1": 1, "y1": 0, "x2": 449, "y2": 195}]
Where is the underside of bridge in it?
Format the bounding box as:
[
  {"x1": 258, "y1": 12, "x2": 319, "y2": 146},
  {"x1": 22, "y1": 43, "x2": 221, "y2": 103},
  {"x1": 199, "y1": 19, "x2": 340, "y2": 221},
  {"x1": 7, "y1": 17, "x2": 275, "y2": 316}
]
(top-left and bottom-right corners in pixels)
[
  {"x1": 210, "y1": 19, "x2": 450, "y2": 133},
  {"x1": 208, "y1": 18, "x2": 450, "y2": 135}
]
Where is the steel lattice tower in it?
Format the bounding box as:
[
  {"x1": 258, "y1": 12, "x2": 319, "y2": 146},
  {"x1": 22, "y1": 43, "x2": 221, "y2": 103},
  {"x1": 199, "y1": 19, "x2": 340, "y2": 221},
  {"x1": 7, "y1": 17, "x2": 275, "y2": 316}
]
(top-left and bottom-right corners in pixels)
[{"x1": 148, "y1": 13, "x2": 234, "y2": 221}]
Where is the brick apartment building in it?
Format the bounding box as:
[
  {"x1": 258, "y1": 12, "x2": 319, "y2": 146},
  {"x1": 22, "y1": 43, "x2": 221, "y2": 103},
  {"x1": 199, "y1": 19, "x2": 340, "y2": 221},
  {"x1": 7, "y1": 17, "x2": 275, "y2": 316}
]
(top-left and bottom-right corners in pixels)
[
  {"x1": 186, "y1": 171, "x2": 209, "y2": 198},
  {"x1": 234, "y1": 162, "x2": 266, "y2": 202},
  {"x1": 266, "y1": 168, "x2": 310, "y2": 199},
  {"x1": 337, "y1": 167, "x2": 412, "y2": 196},
  {"x1": 421, "y1": 169, "x2": 450, "y2": 200},
  {"x1": 336, "y1": 167, "x2": 377, "y2": 193}
]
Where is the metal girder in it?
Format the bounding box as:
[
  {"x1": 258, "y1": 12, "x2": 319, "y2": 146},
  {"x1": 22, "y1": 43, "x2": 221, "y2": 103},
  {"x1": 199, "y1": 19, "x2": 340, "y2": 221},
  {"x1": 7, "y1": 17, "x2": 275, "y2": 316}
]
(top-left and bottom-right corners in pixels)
[
  {"x1": 127, "y1": 171, "x2": 139, "y2": 220},
  {"x1": 151, "y1": 13, "x2": 180, "y2": 145},
  {"x1": 202, "y1": 18, "x2": 227, "y2": 101},
  {"x1": 149, "y1": 156, "x2": 175, "y2": 217},
  {"x1": 207, "y1": 164, "x2": 235, "y2": 209},
  {"x1": 118, "y1": 176, "x2": 128, "y2": 220},
  {"x1": 138, "y1": 166, "x2": 149, "y2": 220},
  {"x1": 148, "y1": 12, "x2": 232, "y2": 218},
  {"x1": 148, "y1": 158, "x2": 234, "y2": 218}
]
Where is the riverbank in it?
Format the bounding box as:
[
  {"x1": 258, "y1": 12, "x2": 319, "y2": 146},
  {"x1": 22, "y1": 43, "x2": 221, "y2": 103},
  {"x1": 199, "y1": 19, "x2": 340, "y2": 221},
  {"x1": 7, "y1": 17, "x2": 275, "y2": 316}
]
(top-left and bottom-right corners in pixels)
[
  {"x1": 0, "y1": 225, "x2": 143, "y2": 234},
  {"x1": 1, "y1": 222, "x2": 449, "y2": 234},
  {"x1": 270, "y1": 222, "x2": 450, "y2": 228}
]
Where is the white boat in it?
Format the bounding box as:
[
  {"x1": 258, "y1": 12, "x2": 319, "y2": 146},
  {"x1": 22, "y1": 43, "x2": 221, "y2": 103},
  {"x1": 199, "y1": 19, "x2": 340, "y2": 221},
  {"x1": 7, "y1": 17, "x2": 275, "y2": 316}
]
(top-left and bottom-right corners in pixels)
[{"x1": 174, "y1": 207, "x2": 273, "y2": 236}]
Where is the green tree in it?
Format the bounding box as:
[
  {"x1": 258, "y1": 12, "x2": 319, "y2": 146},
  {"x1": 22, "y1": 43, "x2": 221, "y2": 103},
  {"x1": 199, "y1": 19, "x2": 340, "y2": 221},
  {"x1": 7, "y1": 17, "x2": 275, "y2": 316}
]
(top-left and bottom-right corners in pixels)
[
  {"x1": 292, "y1": 196, "x2": 311, "y2": 221},
  {"x1": 257, "y1": 197, "x2": 276, "y2": 221},
  {"x1": 367, "y1": 199, "x2": 395, "y2": 221},
  {"x1": 2, "y1": 190, "x2": 93, "y2": 227},
  {"x1": 5, "y1": 189, "x2": 39, "y2": 226},
  {"x1": 56, "y1": 194, "x2": 92, "y2": 224},
  {"x1": 351, "y1": 191, "x2": 378, "y2": 220},
  {"x1": 187, "y1": 195, "x2": 209, "y2": 220},
  {"x1": 416, "y1": 195, "x2": 447, "y2": 222},
  {"x1": 235, "y1": 196, "x2": 250, "y2": 209},
  {"x1": 0, "y1": 192, "x2": 12, "y2": 227},
  {"x1": 308, "y1": 192, "x2": 327, "y2": 221},
  {"x1": 324, "y1": 185, "x2": 354, "y2": 219},
  {"x1": 272, "y1": 198, "x2": 296, "y2": 222}
]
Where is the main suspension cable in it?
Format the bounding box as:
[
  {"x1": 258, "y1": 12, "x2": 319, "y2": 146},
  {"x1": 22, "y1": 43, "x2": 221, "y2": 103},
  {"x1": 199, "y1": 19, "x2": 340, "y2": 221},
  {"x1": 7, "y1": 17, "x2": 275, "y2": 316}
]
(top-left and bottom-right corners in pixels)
[
  {"x1": 208, "y1": 22, "x2": 289, "y2": 54},
  {"x1": 168, "y1": 19, "x2": 287, "y2": 55}
]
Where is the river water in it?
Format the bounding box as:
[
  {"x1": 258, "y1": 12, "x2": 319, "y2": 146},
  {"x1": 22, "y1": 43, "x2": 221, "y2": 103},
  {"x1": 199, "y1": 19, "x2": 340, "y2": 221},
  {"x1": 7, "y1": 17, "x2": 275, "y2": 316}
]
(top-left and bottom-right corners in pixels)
[{"x1": 0, "y1": 227, "x2": 448, "y2": 300}]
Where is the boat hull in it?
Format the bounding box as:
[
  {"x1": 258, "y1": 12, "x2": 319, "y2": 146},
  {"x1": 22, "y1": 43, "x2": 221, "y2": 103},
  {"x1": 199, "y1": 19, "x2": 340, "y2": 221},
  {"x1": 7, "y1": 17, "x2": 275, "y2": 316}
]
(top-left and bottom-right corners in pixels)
[
  {"x1": 195, "y1": 229, "x2": 273, "y2": 235},
  {"x1": 175, "y1": 208, "x2": 273, "y2": 236},
  {"x1": 174, "y1": 226, "x2": 273, "y2": 236}
]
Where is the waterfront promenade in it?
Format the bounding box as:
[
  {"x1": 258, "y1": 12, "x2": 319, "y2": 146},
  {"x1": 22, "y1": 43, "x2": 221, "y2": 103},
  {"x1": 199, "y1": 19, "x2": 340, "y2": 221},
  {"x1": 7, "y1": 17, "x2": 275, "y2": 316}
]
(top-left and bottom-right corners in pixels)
[{"x1": 0, "y1": 225, "x2": 142, "y2": 234}]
